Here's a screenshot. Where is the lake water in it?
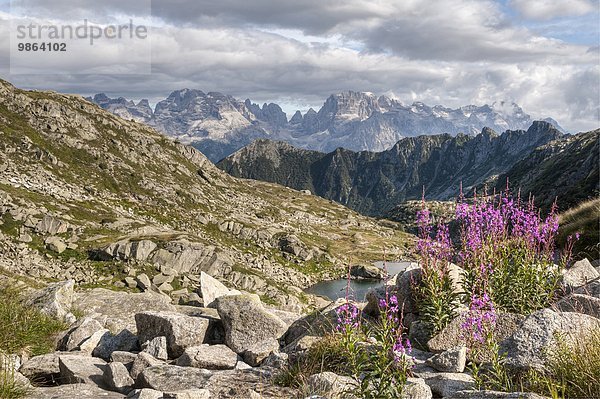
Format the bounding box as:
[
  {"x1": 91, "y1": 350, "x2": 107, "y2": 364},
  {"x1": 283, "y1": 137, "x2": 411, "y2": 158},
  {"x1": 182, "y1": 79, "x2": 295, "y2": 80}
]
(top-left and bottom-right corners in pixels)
[{"x1": 305, "y1": 261, "x2": 415, "y2": 301}]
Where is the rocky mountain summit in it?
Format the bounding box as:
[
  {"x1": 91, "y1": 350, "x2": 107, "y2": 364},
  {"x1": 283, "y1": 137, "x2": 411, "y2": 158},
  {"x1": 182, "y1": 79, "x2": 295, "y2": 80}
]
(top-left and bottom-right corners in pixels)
[
  {"x1": 0, "y1": 79, "x2": 410, "y2": 312},
  {"x1": 89, "y1": 90, "x2": 564, "y2": 162},
  {"x1": 217, "y1": 121, "x2": 581, "y2": 216}
]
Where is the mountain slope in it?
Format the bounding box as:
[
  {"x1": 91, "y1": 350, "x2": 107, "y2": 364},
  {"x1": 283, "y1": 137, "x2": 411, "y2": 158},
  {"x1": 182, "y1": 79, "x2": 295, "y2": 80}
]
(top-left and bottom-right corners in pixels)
[
  {"x1": 90, "y1": 90, "x2": 564, "y2": 161},
  {"x1": 0, "y1": 80, "x2": 410, "y2": 311},
  {"x1": 496, "y1": 130, "x2": 599, "y2": 211},
  {"x1": 218, "y1": 122, "x2": 566, "y2": 216}
]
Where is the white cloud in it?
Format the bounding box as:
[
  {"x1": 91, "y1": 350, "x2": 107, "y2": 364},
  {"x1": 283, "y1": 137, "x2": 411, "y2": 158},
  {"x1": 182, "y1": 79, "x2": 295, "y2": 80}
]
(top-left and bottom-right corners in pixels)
[
  {"x1": 510, "y1": 0, "x2": 596, "y2": 20},
  {"x1": 0, "y1": 0, "x2": 598, "y2": 132}
]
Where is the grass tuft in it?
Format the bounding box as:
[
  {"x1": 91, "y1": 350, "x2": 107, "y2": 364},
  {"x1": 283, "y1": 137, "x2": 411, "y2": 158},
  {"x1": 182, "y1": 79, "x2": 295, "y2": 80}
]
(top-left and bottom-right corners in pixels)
[{"x1": 0, "y1": 285, "x2": 67, "y2": 357}]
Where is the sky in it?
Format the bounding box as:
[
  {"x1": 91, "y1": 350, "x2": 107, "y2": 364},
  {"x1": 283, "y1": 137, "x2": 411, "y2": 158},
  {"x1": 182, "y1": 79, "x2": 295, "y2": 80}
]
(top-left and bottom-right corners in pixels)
[{"x1": 0, "y1": 0, "x2": 598, "y2": 132}]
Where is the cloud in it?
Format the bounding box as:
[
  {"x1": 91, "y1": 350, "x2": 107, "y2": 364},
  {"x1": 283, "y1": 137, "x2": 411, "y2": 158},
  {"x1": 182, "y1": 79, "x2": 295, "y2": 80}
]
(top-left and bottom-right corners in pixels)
[
  {"x1": 510, "y1": 0, "x2": 596, "y2": 20},
  {"x1": 0, "y1": 0, "x2": 597, "y2": 133}
]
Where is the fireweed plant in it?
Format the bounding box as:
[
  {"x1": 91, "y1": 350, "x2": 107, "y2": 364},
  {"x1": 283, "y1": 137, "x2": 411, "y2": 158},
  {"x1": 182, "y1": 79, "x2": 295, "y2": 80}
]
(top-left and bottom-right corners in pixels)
[
  {"x1": 413, "y1": 203, "x2": 461, "y2": 334},
  {"x1": 336, "y1": 269, "x2": 414, "y2": 398}
]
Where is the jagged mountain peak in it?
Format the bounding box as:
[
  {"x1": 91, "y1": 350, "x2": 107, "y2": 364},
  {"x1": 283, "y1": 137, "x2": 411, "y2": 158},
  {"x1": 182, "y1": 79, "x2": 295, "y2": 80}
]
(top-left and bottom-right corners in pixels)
[{"x1": 90, "y1": 89, "x2": 567, "y2": 162}]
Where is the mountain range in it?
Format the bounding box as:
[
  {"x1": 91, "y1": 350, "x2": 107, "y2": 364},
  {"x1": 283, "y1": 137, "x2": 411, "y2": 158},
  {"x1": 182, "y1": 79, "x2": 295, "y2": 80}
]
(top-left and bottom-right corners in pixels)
[
  {"x1": 217, "y1": 122, "x2": 599, "y2": 216},
  {"x1": 0, "y1": 79, "x2": 409, "y2": 310},
  {"x1": 89, "y1": 90, "x2": 565, "y2": 162}
]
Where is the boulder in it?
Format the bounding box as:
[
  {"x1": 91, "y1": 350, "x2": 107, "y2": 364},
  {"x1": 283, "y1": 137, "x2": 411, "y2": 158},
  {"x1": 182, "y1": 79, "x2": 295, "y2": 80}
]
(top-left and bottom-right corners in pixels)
[
  {"x1": 25, "y1": 280, "x2": 74, "y2": 321},
  {"x1": 349, "y1": 264, "x2": 384, "y2": 279},
  {"x1": 135, "y1": 311, "x2": 210, "y2": 358},
  {"x1": 176, "y1": 344, "x2": 238, "y2": 370},
  {"x1": 199, "y1": 271, "x2": 240, "y2": 307},
  {"x1": 104, "y1": 361, "x2": 134, "y2": 394},
  {"x1": 19, "y1": 352, "x2": 65, "y2": 383},
  {"x1": 243, "y1": 338, "x2": 280, "y2": 366},
  {"x1": 73, "y1": 288, "x2": 176, "y2": 334},
  {"x1": 29, "y1": 385, "x2": 123, "y2": 399},
  {"x1": 163, "y1": 390, "x2": 211, "y2": 399},
  {"x1": 215, "y1": 295, "x2": 287, "y2": 353},
  {"x1": 138, "y1": 365, "x2": 212, "y2": 391},
  {"x1": 130, "y1": 352, "x2": 164, "y2": 381},
  {"x1": 416, "y1": 372, "x2": 475, "y2": 398},
  {"x1": 449, "y1": 391, "x2": 549, "y2": 398},
  {"x1": 403, "y1": 377, "x2": 433, "y2": 399},
  {"x1": 283, "y1": 299, "x2": 352, "y2": 345},
  {"x1": 59, "y1": 317, "x2": 105, "y2": 351},
  {"x1": 35, "y1": 215, "x2": 69, "y2": 235},
  {"x1": 142, "y1": 336, "x2": 168, "y2": 361},
  {"x1": 205, "y1": 368, "x2": 298, "y2": 398},
  {"x1": 136, "y1": 274, "x2": 152, "y2": 291},
  {"x1": 500, "y1": 308, "x2": 600, "y2": 371},
  {"x1": 58, "y1": 354, "x2": 107, "y2": 385},
  {"x1": 110, "y1": 351, "x2": 137, "y2": 371},
  {"x1": 425, "y1": 346, "x2": 467, "y2": 373},
  {"x1": 79, "y1": 328, "x2": 111, "y2": 354},
  {"x1": 127, "y1": 389, "x2": 163, "y2": 399},
  {"x1": 93, "y1": 329, "x2": 139, "y2": 360},
  {"x1": 45, "y1": 236, "x2": 67, "y2": 254},
  {"x1": 555, "y1": 293, "x2": 600, "y2": 319},
  {"x1": 307, "y1": 371, "x2": 357, "y2": 398},
  {"x1": 576, "y1": 279, "x2": 600, "y2": 298},
  {"x1": 563, "y1": 259, "x2": 599, "y2": 291},
  {"x1": 428, "y1": 312, "x2": 525, "y2": 361}
]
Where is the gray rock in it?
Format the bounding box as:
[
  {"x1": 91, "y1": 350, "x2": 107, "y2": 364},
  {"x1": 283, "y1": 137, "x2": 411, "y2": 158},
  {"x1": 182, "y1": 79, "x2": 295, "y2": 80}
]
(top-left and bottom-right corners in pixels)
[
  {"x1": 449, "y1": 391, "x2": 549, "y2": 398},
  {"x1": 176, "y1": 344, "x2": 238, "y2": 370},
  {"x1": 136, "y1": 274, "x2": 152, "y2": 291},
  {"x1": 243, "y1": 338, "x2": 280, "y2": 366},
  {"x1": 93, "y1": 329, "x2": 139, "y2": 360},
  {"x1": 262, "y1": 351, "x2": 289, "y2": 369},
  {"x1": 153, "y1": 273, "x2": 174, "y2": 286},
  {"x1": 58, "y1": 354, "x2": 107, "y2": 385},
  {"x1": 45, "y1": 236, "x2": 67, "y2": 253},
  {"x1": 283, "y1": 299, "x2": 350, "y2": 345},
  {"x1": 307, "y1": 371, "x2": 357, "y2": 398},
  {"x1": 110, "y1": 351, "x2": 137, "y2": 370},
  {"x1": 138, "y1": 365, "x2": 212, "y2": 391},
  {"x1": 555, "y1": 293, "x2": 600, "y2": 319},
  {"x1": 200, "y1": 271, "x2": 240, "y2": 307},
  {"x1": 562, "y1": 258, "x2": 599, "y2": 290},
  {"x1": 500, "y1": 308, "x2": 600, "y2": 371},
  {"x1": 35, "y1": 215, "x2": 69, "y2": 235},
  {"x1": 73, "y1": 288, "x2": 176, "y2": 334},
  {"x1": 402, "y1": 377, "x2": 433, "y2": 399},
  {"x1": 135, "y1": 311, "x2": 210, "y2": 358},
  {"x1": 425, "y1": 346, "x2": 467, "y2": 373},
  {"x1": 142, "y1": 336, "x2": 168, "y2": 361},
  {"x1": 127, "y1": 388, "x2": 163, "y2": 399},
  {"x1": 216, "y1": 295, "x2": 287, "y2": 353},
  {"x1": 576, "y1": 280, "x2": 600, "y2": 298},
  {"x1": 204, "y1": 368, "x2": 298, "y2": 398},
  {"x1": 105, "y1": 361, "x2": 134, "y2": 394},
  {"x1": 416, "y1": 372, "x2": 475, "y2": 397},
  {"x1": 408, "y1": 320, "x2": 431, "y2": 351},
  {"x1": 59, "y1": 317, "x2": 105, "y2": 351},
  {"x1": 428, "y1": 312, "x2": 525, "y2": 362},
  {"x1": 130, "y1": 352, "x2": 164, "y2": 382},
  {"x1": 79, "y1": 328, "x2": 111, "y2": 354},
  {"x1": 29, "y1": 384, "x2": 124, "y2": 399},
  {"x1": 19, "y1": 352, "x2": 64, "y2": 383},
  {"x1": 163, "y1": 390, "x2": 211, "y2": 399},
  {"x1": 125, "y1": 277, "x2": 138, "y2": 289},
  {"x1": 25, "y1": 280, "x2": 74, "y2": 321},
  {"x1": 349, "y1": 264, "x2": 384, "y2": 279}
]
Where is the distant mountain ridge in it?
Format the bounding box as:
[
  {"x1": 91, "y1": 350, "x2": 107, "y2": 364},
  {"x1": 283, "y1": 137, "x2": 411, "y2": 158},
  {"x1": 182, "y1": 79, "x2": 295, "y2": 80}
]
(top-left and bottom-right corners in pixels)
[
  {"x1": 88, "y1": 90, "x2": 566, "y2": 162},
  {"x1": 216, "y1": 121, "x2": 590, "y2": 217}
]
